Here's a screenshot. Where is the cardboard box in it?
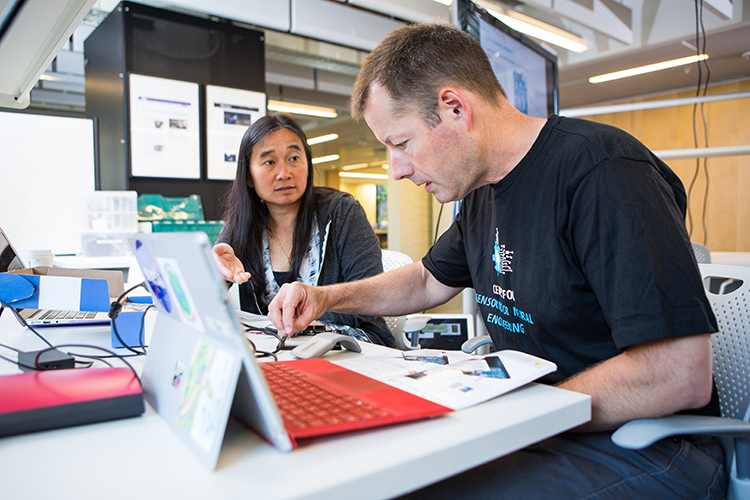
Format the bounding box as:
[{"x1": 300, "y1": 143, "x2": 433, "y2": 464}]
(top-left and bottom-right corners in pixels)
[{"x1": 5, "y1": 267, "x2": 124, "y2": 313}]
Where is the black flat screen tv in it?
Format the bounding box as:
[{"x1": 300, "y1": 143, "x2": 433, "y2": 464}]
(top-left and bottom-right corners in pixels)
[{"x1": 457, "y1": 0, "x2": 558, "y2": 118}]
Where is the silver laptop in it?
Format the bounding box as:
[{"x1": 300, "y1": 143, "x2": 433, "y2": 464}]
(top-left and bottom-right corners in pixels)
[
  {"x1": 0, "y1": 226, "x2": 111, "y2": 326},
  {"x1": 129, "y1": 232, "x2": 451, "y2": 470}
]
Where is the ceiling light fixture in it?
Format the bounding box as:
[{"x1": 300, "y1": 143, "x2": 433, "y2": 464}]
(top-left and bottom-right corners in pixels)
[
  {"x1": 267, "y1": 100, "x2": 338, "y2": 118},
  {"x1": 312, "y1": 154, "x2": 340, "y2": 164},
  {"x1": 341, "y1": 163, "x2": 369, "y2": 171},
  {"x1": 339, "y1": 172, "x2": 389, "y2": 180},
  {"x1": 589, "y1": 54, "x2": 709, "y2": 83},
  {"x1": 307, "y1": 133, "x2": 339, "y2": 145},
  {"x1": 478, "y1": 3, "x2": 588, "y2": 53}
]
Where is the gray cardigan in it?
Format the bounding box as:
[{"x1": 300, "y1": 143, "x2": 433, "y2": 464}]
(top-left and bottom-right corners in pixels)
[{"x1": 232, "y1": 187, "x2": 394, "y2": 347}]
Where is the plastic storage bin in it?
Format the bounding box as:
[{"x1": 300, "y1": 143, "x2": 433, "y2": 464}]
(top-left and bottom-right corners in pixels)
[
  {"x1": 86, "y1": 191, "x2": 138, "y2": 232},
  {"x1": 149, "y1": 220, "x2": 224, "y2": 244},
  {"x1": 137, "y1": 194, "x2": 204, "y2": 221},
  {"x1": 81, "y1": 191, "x2": 138, "y2": 257}
]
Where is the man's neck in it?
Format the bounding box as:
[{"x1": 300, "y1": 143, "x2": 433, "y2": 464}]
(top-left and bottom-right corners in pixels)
[{"x1": 482, "y1": 102, "x2": 547, "y2": 185}]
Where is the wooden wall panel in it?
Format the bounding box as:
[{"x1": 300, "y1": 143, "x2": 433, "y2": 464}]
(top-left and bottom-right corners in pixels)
[{"x1": 579, "y1": 79, "x2": 750, "y2": 251}]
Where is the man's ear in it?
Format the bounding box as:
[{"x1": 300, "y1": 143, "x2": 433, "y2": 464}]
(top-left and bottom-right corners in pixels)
[{"x1": 438, "y1": 87, "x2": 472, "y2": 129}]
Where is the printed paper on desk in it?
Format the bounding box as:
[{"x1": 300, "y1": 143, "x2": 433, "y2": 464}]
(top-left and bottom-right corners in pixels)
[{"x1": 338, "y1": 350, "x2": 556, "y2": 411}]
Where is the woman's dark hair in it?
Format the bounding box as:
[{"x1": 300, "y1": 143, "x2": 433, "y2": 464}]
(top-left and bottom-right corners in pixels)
[{"x1": 221, "y1": 113, "x2": 316, "y2": 311}]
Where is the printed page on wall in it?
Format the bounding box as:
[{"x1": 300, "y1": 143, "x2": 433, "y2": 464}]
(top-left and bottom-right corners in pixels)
[
  {"x1": 129, "y1": 74, "x2": 201, "y2": 179},
  {"x1": 205, "y1": 85, "x2": 266, "y2": 180}
]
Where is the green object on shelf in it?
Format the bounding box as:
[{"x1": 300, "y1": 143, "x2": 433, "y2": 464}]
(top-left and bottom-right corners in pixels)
[
  {"x1": 138, "y1": 194, "x2": 205, "y2": 221},
  {"x1": 150, "y1": 220, "x2": 225, "y2": 244}
]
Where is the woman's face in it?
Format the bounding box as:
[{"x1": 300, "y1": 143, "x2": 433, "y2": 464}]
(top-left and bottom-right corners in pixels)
[{"x1": 247, "y1": 127, "x2": 309, "y2": 210}]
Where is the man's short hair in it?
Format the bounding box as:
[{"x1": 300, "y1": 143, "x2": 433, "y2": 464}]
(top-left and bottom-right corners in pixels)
[{"x1": 351, "y1": 22, "x2": 505, "y2": 126}]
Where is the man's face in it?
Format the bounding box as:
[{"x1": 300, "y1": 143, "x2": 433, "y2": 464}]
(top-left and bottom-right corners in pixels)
[{"x1": 363, "y1": 84, "x2": 480, "y2": 204}]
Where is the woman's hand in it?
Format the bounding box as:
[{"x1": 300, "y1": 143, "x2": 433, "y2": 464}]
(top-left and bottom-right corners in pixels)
[{"x1": 213, "y1": 243, "x2": 251, "y2": 284}]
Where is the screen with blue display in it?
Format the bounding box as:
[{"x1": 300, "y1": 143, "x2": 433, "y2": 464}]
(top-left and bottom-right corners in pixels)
[{"x1": 458, "y1": 0, "x2": 558, "y2": 118}]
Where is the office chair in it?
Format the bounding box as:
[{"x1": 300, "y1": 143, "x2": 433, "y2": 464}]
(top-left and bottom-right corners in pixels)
[
  {"x1": 612, "y1": 263, "x2": 750, "y2": 500},
  {"x1": 693, "y1": 242, "x2": 712, "y2": 264},
  {"x1": 380, "y1": 250, "x2": 427, "y2": 350}
]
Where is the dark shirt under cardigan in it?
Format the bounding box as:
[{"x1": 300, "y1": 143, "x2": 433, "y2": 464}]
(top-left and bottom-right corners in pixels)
[{"x1": 219, "y1": 187, "x2": 395, "y2": 347}]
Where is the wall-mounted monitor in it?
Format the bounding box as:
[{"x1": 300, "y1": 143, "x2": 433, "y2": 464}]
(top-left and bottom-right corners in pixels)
[{"x1": 456, "y1": 0, "x2": 558, "y2": 118}]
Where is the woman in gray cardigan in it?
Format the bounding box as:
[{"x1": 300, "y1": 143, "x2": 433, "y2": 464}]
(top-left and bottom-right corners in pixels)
[{"x1": 214, "y1": 113, "x2": 394, "y2": 347}]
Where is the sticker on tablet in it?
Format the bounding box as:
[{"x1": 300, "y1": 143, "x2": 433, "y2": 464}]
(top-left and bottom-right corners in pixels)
[{"x1": 158, "y1": 257, "x2": 204, "y2": 332}]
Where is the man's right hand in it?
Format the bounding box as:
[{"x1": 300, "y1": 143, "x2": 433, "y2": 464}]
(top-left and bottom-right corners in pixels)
[{"x1": 267, "y1": 282, "x2": 328, "y2": 337}]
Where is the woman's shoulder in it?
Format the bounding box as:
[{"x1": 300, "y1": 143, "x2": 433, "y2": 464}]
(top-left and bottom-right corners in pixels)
[
  {"x1": 313, "y1": 187, "x2": 357, "y2": 210},
  {"x1": 314, "y1": 186, "x2": 351, "y2": 201}
]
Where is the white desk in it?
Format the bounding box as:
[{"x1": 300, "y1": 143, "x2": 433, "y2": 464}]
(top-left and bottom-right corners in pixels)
[{"x1": 0, "y1": 313, "x2": 591, "y2": 500}]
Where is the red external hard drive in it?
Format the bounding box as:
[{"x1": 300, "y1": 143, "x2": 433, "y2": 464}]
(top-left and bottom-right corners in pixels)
[{"x1": 0, "y1": 367, "x2": 144, "y2": 437}]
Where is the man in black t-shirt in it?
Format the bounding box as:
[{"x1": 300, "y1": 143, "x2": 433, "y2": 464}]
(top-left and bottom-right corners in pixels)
[{"x1": 268, "y1": 23, "x2": 726, "y2": 499}]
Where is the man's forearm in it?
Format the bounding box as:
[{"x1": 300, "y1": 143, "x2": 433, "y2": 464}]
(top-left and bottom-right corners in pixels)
[
  {"x1": 323, "y1": 262, "x2": 460, "y2": 317},
  {"x1": 268, "y1": 261, "x2": 462, "y2": 336},
  {"x1": 558, "y1": 334, "x2": 714, "y2": 432}
]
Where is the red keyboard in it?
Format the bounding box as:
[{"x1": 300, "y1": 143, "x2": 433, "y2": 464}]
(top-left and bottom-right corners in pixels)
[{"x1": 261, "y1": 362, "x2": 390, "y2": 430}]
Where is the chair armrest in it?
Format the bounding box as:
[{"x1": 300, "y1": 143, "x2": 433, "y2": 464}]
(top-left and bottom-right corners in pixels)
[
  {"x1": 461, "y1": 334, "x2": 494, "y2": 354},
  {"x1": 612, "y1": 415, "x2": 750, "y2": 449}
]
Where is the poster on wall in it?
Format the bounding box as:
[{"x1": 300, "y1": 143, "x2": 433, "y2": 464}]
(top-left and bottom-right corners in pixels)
[
  {"x1": 205, "y1": 85, "x2": 266, "y2": 180},
  {"x1": 129, "y1": 74, "x2": 201, "y2": 179}
]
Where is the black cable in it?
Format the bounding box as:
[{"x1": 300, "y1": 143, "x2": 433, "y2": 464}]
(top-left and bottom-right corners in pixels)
[
  {"x1": 688, "y1": 0, "x2": 712, "y2": 245},
  {"x1": 434, "y1": 202, "x2": 445, "y2": 246},
  {"x1": 698, "y1": 0, "x2": 711, "y2": 246},
  {"x1": 108, "y1": 282, "x2": 148, "y2": 356},
  {"x1": 0, "y1": 299, "x2": 53, "y2": 348},
  {"x1": 0, "y1": 302, "x2": 141, "y2": 384},
  {"x1": 0, "y1": 353, "x2": 43, "y2": 371},
  {"x1": 38, "y1": 344, "x2": 142, "y2": 386},
  {"x1": 687, "y1": 0, "x2": 702, "y2": 239},
  {"x1": 137, "y1": 304, "x2": 155, "y2": 355},
  {"x1": 0, "y1": 340, "x2": 22, "y2": 353},
  {"x1": 244, "y1": 324, "x2": 286, "y2": 357}
]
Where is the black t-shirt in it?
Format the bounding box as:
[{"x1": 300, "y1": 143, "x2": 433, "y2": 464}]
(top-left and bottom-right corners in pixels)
[{"x1": 423, "y1": 116, "x2": 718, "y2": 407}]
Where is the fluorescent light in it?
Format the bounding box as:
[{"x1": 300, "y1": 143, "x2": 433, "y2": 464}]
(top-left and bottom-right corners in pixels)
[
  {"x1": 307, "y1": 133, "x2": 339, "y2": 145},
  {"x1": 589, "y1": 54, "x2": 710, "y2": 83},
  {"x1": 341, "y1": 163, "x2": 369, "y2": 171},
  {"x1": 268, "y1": 100, "x2": 338, "y2": 118},
  {"x1": 480, "y1": 4, "x2": 588, "y2": 53},
  {"x1": 382, "y1": 164, "x2": 389, "y2": 169},
  {"x1": 312, "y1": 154, "x2": 340, "y2": 164},
  {"x1": 339, "y1": 172, "x2": 390, "y2": 180},
  {"x1": 432, "y1": 0, "x2": 452, "y2": 5}
]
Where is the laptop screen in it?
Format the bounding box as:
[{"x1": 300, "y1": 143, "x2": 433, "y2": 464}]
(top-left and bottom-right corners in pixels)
[{"x1": 0, "y1": 228, "x2": 26, "y2": 273}]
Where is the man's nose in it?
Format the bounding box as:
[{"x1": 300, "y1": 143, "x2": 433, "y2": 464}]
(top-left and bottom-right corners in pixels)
[{"x1": 390, "y1": 155, "x2": 410, "y2": 181}]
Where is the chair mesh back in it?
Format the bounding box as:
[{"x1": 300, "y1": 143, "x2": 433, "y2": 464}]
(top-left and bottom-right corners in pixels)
[
  {"x1": 700, "y1": 264, "x2": 750, "y2": 421},
  {"x1": 692, "y1": 242, "x2": 711, "y2": 264}
]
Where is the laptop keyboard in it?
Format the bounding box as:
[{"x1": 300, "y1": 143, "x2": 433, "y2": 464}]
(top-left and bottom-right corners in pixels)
[
  {"x1": 261, "y1": 362, "x2": 391, "y2": 430},
  {"x1": 30, "y1": 310, "x2": 99, "y2": 320}
]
